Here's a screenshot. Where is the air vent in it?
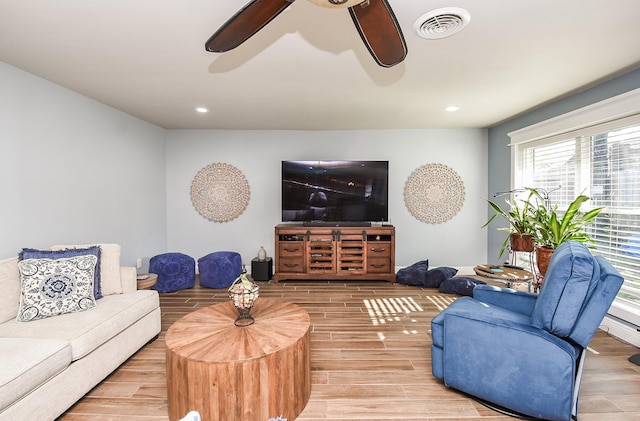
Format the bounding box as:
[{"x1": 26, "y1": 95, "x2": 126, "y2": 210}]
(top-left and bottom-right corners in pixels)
[{"x1": 414, "y1": 7, "x2": 471, "y2": 40}]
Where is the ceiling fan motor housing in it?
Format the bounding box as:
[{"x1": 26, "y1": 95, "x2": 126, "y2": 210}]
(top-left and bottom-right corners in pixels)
[{"x1": 307, "y1": 0, "x2": 365, "y2": 9}]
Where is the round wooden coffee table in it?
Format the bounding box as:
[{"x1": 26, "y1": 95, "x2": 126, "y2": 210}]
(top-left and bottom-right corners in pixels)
[{"x1": 165, "y1": 298, "x2": 311, "y2": 421}]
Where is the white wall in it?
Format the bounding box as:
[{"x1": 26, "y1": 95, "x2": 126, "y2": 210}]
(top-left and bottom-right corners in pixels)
[
  {"x1": 1, "y1": 60, "x2": 489, "y2": 271},
  {"x1": 0, "y1": 62, "x2": 167, "y2": 268},
  {"x1": 166, "y1": 129, "x2": 488, "y2": 269}
]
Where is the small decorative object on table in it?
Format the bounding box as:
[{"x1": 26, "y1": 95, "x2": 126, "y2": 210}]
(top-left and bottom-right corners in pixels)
[
  {"x1": 268, "y1": 417, "x2": 287, "y2": 421},
  {"x1": 258, "y1": 246, "x2": 267, "y2": 261},
  {"x1": 473, "y1": 264, "x2": 534, "y2": 291},
  {"x1": 136, "y1": 273, "x2": 158, "y2": 290},
  {"x1": 228, "y1": 271, "x2": 260, "y2": 326}
]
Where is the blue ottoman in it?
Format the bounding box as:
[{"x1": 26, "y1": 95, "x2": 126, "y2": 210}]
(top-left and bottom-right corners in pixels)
[
  {"x1": 149, "y1": 252, "x2": 196, "y2": 293},
  {"x1": 198, "y1": 251, "x2": 242, "y2": 289}
]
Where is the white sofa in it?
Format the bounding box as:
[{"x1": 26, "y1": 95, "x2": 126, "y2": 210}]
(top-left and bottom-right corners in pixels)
[{"x1": 0, "y1": 244, "x2": 161, "y2": 421}]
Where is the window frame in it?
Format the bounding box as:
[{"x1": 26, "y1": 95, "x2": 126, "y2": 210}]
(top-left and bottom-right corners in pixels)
[{"x1": 508, "y1": 88, "x2": 640, "y2": 346}]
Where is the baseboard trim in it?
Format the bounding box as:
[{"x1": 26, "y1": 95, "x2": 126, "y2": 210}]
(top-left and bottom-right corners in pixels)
[{"x1": 600, "y1": 314, "x2": 640, "y2": 348}]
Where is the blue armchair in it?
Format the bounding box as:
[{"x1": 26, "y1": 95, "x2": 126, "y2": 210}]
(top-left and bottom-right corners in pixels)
[{"x1": 431, "y1": 241, "x2": 623, "y2": 421}]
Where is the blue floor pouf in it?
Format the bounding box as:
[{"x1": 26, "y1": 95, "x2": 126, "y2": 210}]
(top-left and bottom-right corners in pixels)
[
  {"x1": 149, "y1": 252, "x2": 196, "y2": 293},
  {"x1": 198, "y1": 251, "x2": 242, "y2": 289}
]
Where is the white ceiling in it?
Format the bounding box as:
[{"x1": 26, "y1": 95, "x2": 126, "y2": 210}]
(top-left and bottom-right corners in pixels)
[{"x1": 1, "y1": 0, "x2": 639, "y2": 130}]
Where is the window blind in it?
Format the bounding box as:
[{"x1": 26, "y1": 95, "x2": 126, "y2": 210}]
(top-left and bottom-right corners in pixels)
[
  {"x1": 590, "y1": 124, "x2": 640, "y2": 323},
  {"x1": 513, "y1": 113, "x2": 640, "y2": 329}
]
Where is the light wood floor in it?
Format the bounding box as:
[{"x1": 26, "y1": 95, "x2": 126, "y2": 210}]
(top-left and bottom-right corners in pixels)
[{"x1": 59, "y1": 280, "x2": 640, "y2": 420}]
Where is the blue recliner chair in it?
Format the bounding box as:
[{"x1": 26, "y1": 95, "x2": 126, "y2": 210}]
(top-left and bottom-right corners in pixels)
[{"x1": 431, "y1": 241, "x2": 623, "y2": 421}]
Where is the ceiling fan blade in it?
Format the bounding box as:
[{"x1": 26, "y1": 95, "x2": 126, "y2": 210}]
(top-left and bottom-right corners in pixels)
[
  {"x1": 205, "y1": 0, "x2": 294, "y2": 52},
  {"x1": 349, "y1": 0, "x2": 407, "y2": 67}
]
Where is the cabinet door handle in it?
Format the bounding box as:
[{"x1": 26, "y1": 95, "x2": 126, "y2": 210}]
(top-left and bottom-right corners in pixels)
[
  {"x1": 371, "y1": 247, "x2": 387, "y2": 252},
  {"x1": 284, "y1": 247, "x2": 299, "y2": 253},
  {"x1": 284, "y1": 263, "x2": 299, "y2": 268},
  {"x1": 371, "y1": 264, "x2": 386, "y2": 268}
]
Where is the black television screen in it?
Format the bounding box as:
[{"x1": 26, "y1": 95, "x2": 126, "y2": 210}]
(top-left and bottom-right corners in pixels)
[{"x1": 281, "y1": 160, "x2": 389, "y2": 225}]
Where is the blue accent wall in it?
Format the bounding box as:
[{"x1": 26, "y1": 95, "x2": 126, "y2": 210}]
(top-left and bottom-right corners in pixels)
[{"x1": 486, "y1": 68, "x2": 640, "y2": 261}]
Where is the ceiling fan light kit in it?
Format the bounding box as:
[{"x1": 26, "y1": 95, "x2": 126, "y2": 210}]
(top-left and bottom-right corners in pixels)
[
  {"x1": 205, "y1": 0, "x2": 407, "y2": 67},
  {"x1": 414, "y1": 7, "x2": 471, "y2": 40}
]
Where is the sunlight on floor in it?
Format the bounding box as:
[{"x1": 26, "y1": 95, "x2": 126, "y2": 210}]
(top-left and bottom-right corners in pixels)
[
  {"x1": 363, "y1": 296, "x2": 424, "y2": 328},
  {"x1": 426, "y1": 295, "x2": 456, "y2": 311}
]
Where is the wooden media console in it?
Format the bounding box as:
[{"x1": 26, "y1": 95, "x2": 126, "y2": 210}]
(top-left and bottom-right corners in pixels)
[{"x1": 273, "y1": 224, "x2": 396, "y2": 283}]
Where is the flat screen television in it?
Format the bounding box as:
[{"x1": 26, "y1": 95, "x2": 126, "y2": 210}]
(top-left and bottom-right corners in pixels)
[{"x1": 281, "y1": 160, "x2": 389, "y2": 226}]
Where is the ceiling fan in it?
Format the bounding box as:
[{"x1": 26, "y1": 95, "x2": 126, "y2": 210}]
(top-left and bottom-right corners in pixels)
[{"x1": 205, "y1": 0, "x2": 407, "y2": 68}]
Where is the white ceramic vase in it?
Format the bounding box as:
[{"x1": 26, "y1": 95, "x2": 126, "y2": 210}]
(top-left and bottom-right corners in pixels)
[{"x1": 258, "y1": 246, "x2": 267, "y2": 261}]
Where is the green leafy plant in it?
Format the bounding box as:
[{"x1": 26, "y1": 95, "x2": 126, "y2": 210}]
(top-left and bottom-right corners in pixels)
[
  {"x1": 482, "y1": 189, "x2": 538, "y2": 258},
  {"x1": 528, "y1": 188, "x2": 604, "y2": 250},
  {"x1": 228, "y1": 272, "x2": 256, "y2": 292}
]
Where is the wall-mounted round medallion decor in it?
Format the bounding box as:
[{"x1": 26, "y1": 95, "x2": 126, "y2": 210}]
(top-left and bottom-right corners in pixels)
[
  {"x1": 190, "y1": 163, "x2": 250, "y2": 223},
  {"x1": 404, "y1": 163, "x2": 465, "y2": 224}
]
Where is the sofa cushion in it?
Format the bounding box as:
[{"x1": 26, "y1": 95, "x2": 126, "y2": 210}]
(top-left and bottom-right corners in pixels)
[
  {"x1": 396, "y1": 261, "x2": 459, "y2": 288},
  {"x1": 0, "y1": 338, "x2": 72, "y2": 412},
  {"x1": 20, "y1": 246, "x2": 102, "y2": 300},
  {"x1": 16, "y1": 255, "x2": 98, "y2": 322},
  {"x1": 0, "y1": 257, "x2": 20, "y2": 324},
  {"x1": 426, "y1": 267, "x2": 459, "y2": 288},
  {"x1": 395, "y1": 259, "x2": 429, "y2": 286},
  {"x1": 52, "y1": 244, "x2": 123, "y2": 295},
  {"x1": 0, "y1": 289, "x2": 159, "y2": 360},
  {"x1": 531, "y1": 241, "x2": 600, "y2": 337},
  {"x1": 439, "y1": 276, "x2": 486, "y2": 296}
]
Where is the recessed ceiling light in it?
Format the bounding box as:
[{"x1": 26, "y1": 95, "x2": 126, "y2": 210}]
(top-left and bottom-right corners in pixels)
[
  {"x1": 195, "y1": 107, "x2": 208, "y2": 113},
  {"x1": 445, "y1": 105, "x2": 461, "y2": 112}
]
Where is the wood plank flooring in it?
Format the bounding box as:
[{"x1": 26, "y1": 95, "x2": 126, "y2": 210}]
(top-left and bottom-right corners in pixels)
[{"x1": 59, "y1": 280, "x2": 640, "y2": 420}]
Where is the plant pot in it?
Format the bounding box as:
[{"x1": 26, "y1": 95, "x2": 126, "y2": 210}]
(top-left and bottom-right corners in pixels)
[
  {"x1": 510, "y1": 233, "x2": 535, "y2": 252},
  {"x1": 535, "y1": 245, "x2": 555, "y2": 277}
]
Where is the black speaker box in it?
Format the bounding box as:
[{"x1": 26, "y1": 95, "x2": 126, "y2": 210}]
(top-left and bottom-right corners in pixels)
[{"x1": 251, "y1": 257, "x2": 272, "y2": 281}]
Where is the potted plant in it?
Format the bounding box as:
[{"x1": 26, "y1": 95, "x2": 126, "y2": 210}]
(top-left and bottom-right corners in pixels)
[
  {"x1": 482, "y1": 189, "x2": 538, "y2": 259},
  {"x1": 528, "y1": 188, "x2": 604, "y2": 275}
]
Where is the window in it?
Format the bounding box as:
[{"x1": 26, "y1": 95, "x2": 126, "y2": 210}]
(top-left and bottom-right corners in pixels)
[{"x1": 509, "y1": 89, "x2": 640, "y2": 345}]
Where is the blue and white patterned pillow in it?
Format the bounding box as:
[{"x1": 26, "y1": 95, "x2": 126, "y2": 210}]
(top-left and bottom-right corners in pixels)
[
  {"x1": 16, "y1": 255, "x2": 98, "y2": 322},
  {"x1": 20, "y1": 246, "x2": 102, "y2": 300}
]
